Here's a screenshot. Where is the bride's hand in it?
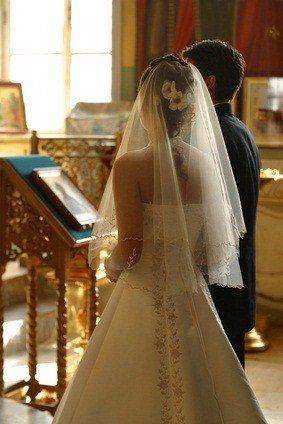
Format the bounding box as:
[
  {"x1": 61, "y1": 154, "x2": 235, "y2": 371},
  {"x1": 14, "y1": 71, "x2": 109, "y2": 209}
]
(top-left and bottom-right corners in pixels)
[{"x1": 104, "y1": 258, "x2": 121, "y2": 283}]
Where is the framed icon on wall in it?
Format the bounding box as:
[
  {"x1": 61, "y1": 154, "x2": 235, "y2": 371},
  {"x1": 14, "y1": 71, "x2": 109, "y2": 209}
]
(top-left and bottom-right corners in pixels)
[
  {"x1": 0, "y1": 82, "x2": 28, "y2": 133},
  {"x1": 243, "y1": 77, "x2": 283, "y2": 146}
]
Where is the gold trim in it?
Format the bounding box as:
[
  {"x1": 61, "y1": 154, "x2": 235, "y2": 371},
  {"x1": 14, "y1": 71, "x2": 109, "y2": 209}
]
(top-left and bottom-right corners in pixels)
[
  {"x1": 193, "y1": 0, "x2": 201, "y2": 42},
  {"x1": 167, "y1": 0, "x2": 176, "y2": 52}
]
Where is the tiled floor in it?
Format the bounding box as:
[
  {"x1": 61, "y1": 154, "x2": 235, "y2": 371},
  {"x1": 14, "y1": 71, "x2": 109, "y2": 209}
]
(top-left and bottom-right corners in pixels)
[
  {"x1": 0, "y1": 398, "x2": 52, "y2": 423},
  {"x1": 246, "y1": 325, "x2": 283, "y2": 423}
]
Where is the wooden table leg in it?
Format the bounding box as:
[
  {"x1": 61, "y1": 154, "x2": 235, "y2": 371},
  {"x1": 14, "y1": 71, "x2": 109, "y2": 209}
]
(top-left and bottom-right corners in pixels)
[
  {"x1": 0, "y1": 172, "x2": 7, "y2": 397},
  {"x1": 26, "y1": 257, "x2": 41, "y2": 400},
  {"x1": 0, "y1": 265, "x2": 5, "y2": 396},
  {"x1": 56, "y1": 258, "x2": 69, "y2": 400},
  {"x1": 88, "y1": 269, "x2": 99, "y2": 338}
]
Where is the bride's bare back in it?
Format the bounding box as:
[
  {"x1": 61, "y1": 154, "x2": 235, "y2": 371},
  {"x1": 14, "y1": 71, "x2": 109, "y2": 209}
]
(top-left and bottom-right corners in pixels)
[{"x1": 120, "y1": 139, "x2": 202, "y2": 206}]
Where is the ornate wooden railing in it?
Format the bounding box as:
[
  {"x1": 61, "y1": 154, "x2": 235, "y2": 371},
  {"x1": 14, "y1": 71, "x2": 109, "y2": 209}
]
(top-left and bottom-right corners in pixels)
[{"x1": 30, "y1": 131, "x2": 121, "y2": 208}]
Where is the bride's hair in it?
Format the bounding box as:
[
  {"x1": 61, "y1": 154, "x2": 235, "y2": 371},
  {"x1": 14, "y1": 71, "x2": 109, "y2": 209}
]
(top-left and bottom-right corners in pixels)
[{"x1": 139, "y1": 54, "x2": 195, "y2": 138}]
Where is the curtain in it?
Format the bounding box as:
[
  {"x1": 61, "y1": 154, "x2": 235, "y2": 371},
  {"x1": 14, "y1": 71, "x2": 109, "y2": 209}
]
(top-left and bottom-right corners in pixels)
[
  {"x1": 137, "y1": 0, "x2": 185, "y2": 81},
  {"x1": 136, "y1": 0, "x2": 283, "y2": 87},
  {"x1": 174, "y1": 0, "x2": 195, "y2": 54},
  {"x1": 137, "y1": 0, "x2": 172, "y2": 80},
  {"x1": 236, "y1": 0, "x2": 283, "y2": 76},
  {"x1": 195, "y1": 0, "x2": 238, "y2": 44}
]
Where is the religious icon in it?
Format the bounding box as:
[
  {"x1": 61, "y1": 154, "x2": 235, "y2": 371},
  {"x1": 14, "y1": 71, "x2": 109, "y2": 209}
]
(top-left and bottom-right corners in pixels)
[
  {"x1": 0, "y1": 82, "x2": 27, "y2": 133},
  {"x1": 30, "y1": 167, "x2": 98, "y2": 230},
  {"x1": 243, "y1": 77, "x2": 283, "y2": 145}
]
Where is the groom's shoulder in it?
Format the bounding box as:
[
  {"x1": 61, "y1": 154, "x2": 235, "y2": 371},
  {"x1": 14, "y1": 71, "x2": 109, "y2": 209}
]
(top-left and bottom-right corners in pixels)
[
  {"x1": 219, "y1": 114, "x2": 252, "y2": 138},
  {"x1": 219, "y1": 115, "x2": 258, "y2": 153}
]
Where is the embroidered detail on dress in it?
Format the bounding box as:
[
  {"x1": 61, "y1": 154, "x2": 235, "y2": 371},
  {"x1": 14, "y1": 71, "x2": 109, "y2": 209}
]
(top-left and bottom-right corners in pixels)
[
  {"x1": 150, "y1": 240, "x2": 186, "y2": 423},
  {"x1": 123, "y1": 280, "x2": 154, "y2": 294},
  {"x1": 152, "y1": 285, "x2": 185, "y2": 424}
]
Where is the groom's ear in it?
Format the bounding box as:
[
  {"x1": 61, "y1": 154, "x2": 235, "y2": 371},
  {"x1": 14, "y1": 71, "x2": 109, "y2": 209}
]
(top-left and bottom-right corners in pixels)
[{"x1": 204, "y1": 75, "x2": 217, "y2": 91}]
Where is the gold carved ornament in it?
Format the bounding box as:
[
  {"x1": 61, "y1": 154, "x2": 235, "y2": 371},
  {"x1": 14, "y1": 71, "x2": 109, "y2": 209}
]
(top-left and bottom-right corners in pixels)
[
  {"x1": 6, "y1": 183, "x2": 54, "y2": 263},
  {"x1": 38, "y1": 138, "x2": 114, "y2": 208}
]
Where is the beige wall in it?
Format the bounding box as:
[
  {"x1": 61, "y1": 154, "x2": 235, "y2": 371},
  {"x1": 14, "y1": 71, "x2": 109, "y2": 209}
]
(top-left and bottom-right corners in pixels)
[
  {"x1": 121, "y1": 0, "x2": 137, "y2": 100},
  {"x1": 257, "y1": 151, "x2": 283, "y2": 323}
]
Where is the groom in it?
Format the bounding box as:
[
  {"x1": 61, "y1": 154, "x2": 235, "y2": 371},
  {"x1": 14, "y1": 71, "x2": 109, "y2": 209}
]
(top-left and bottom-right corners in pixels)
[{"x1": 182, "y1": 40, "x2": 260, "y2": 368}]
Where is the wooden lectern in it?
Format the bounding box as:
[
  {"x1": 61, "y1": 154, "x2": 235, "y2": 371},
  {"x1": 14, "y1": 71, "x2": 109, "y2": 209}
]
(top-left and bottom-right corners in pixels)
[{"x1": 0, "y1": 155, "x2": 98, "y2": 413}]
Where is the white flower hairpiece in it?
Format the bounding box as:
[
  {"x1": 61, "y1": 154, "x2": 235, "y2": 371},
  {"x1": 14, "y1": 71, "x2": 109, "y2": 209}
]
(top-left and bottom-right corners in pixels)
[
  {"x1": 162, "y1": 80, "x2": 177, "y2": 99},
  {"x1": 161, "y1": 80, "x2": 193, "y2": 112}
]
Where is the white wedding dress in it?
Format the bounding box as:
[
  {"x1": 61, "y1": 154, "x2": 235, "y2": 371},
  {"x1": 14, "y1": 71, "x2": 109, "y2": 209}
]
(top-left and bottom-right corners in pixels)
[{"x1": 53, "y1": 204, "x2": 267, "y2": 424}]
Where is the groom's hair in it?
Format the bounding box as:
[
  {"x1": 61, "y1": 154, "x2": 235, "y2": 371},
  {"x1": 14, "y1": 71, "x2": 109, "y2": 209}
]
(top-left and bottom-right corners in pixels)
[{"x1": 182, "y1": 39, "x2": 246, "y2": 102}]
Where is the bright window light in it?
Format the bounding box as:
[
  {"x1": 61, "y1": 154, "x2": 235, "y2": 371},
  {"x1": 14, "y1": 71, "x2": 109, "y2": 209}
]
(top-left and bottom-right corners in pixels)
[
  {"x1": 10, "y1": 55, "x2": 64, "y2": 131},
  {"x1": 9, "y1": 0, "x2": 113, "y2": 132},
  {"x1": 10, "y1": 0, "x2": 64, "y2": 54},
  {"x1": 71, "y1": 0, "x2": 112, "y2": 53},
  {"x1": 70, "y1": 54, "x2": 112, "y2": 107}
]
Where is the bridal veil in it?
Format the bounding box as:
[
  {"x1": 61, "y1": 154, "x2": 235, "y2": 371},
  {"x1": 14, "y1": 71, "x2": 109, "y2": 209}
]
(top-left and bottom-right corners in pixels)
[{"x1": 88, "y1": 56, "x2": 246, "y2": 293}]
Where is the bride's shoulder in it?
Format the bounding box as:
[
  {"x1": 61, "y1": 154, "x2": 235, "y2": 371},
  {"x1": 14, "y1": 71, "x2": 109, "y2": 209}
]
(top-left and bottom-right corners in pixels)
[
  {"x1": 113, "y1": 148, "x2": 149, "y2": 171},
  {"x1": 113, "y1": 150, "x2": 144, "y2": 180}
]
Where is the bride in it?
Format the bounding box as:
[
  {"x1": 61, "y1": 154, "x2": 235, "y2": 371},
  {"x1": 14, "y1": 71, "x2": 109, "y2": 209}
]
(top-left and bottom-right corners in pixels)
[{"x1": 53, "y1": 55, "x2": 267, "y2": 423}]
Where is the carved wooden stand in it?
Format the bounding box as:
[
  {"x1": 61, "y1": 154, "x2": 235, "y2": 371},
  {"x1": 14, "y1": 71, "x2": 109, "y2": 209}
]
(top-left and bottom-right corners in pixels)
[
  {"x1": 0, "y1": 158, "x2": 98, "y2": 414},
  {"x1": 46, "y1": 252, "x2": 99, "y2": 353},
  {"x1": 30, "y1": 131, "x2": 121, "y2": 209}
]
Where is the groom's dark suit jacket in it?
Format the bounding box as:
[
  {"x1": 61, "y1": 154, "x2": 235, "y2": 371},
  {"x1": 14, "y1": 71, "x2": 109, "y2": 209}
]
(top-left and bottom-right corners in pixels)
[{"x1": 209, "y1": 103, "x2": 261, "y2": 335}]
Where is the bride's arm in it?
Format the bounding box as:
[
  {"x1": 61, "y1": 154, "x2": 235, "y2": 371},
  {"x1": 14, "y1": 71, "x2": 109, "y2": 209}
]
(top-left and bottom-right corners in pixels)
[{"x1": 105, "y1": 154, "x2": 143, "y2": 280}]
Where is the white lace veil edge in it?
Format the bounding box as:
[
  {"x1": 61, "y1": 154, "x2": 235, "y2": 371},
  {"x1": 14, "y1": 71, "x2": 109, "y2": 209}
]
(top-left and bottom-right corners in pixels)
[{"x1": 88, "y1": 60, "x2": 246, "y2": 292}]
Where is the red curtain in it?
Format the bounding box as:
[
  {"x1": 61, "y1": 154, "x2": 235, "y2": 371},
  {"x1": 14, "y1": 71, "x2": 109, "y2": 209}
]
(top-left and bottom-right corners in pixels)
[
  {"x1": 137, "y1": 0, "x2": 196, "y2": 82},
  {"x1": 174, "y1": 0, "x2": 195, "y2": 54},
  {"x1": 236, "y1": 0, "x2": 283, "y2": 76},
  {"x1": 267, "y1": 1, "x2": 283, "y2": 76},
  {"x1": 137, "y1": 0, "x2": 283, "y2": 81}
]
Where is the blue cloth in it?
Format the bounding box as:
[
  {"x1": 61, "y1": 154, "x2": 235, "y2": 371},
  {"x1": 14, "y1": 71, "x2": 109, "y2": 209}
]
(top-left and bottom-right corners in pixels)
[{"x1": 5, "y1": 155, "x2": 92, "y2": 241}]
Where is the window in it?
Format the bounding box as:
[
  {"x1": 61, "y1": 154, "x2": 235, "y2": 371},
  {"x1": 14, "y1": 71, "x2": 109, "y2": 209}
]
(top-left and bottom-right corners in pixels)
[{"x1": 0, "y1": 0, "x2": 120, "y2": 132}]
